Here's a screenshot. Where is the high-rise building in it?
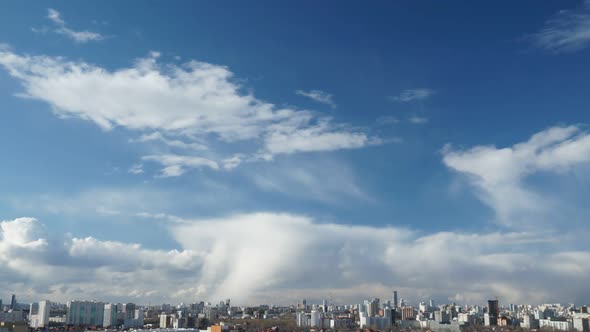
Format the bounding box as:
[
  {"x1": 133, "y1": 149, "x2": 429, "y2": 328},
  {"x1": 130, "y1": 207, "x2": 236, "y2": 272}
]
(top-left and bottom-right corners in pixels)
[
  {"x1": 103, "y1": 304, "x2": 118, "y2": 328},
  {"x1": 393, "y1": 291, "x2": 398, "y2": 309},
  {"x1": 66, "y1": 301, "x2": 105, "y2": 326},
  {"x1": 310, "y1": 310, "x2": 322, "y2": 328},
  {"x1": 122, "y1": 303, "x2": 136, "y2": 320},
  {"x1": 487, "y1": 300, "x2": 499, "y2": 326},
  {"x1": 366, "y1": 299, "x2": 379, "y2": 317},
  {"x1": 29, "y1": 300, "x2": 50, "y2": 328},
  {"x1": 9, "y1": 295, "x2": 16, "y2": 310}
]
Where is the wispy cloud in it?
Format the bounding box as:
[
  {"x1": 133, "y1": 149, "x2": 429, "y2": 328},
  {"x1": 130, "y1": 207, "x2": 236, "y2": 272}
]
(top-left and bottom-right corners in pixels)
[
  {"x1": 376, "y1": 116, "x2": 400, "y2": 126},
  {"x1": 296, "y1": 89, "x2": 337, "y2": 108},
  {"x1": 408, "y1": 115, "x2": 429, "y2": 124},
  {"x1": 44, "y1": 8, "x2": 103, "y2": 43},
  {"x1": 128, "y1": 164, "x2": 144, "y2": 175},
  {"x1": 389, "y1": 88, "x2": 434, "y2": 102},
  {"x1": 531, "y1": 0, "x2": 590, "y2": 52},
  {"x1": 142, "y1": 154, "x2": 220, "y2": 177}
]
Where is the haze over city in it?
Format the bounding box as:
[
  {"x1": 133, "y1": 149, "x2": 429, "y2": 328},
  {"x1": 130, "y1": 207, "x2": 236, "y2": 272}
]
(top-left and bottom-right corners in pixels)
[{"x1": 1, "y1": 0, "x2": 590, "y2": 310}]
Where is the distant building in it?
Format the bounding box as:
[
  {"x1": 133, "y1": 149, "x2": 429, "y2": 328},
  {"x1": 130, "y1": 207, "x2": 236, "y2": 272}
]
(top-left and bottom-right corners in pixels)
[
  {"x1": 487, "y1": 300, "x2": 499, "y2": 326},
  {"x1": 0, "y1": 311, "x2": 24, "y2": 323},
  {"x1": 521, "y1": 314, "x2": 539, "y2": 329},
  {"x1": 9, "y1": 296, "x2": 16, "y2": 311},
  {"x1": 539, "y1": 319, "x2": 573, "y2": 331},
  {"x1": 103, "y1": 303, "x2": 117, "y2": 328},
  {"x1": 401, "y1": 306, "x2": 415, "y2": 320},
  {"x1": 573, "y1": 316, "x2": 590, "y2": 332},
  {"x1": 435, "y1": 310, "x2": 450, "y2": 323},
  {"x1": 310, "y1": 310, "x2": 322, "y2": 327},
  {"x1": 393, "y1": 291, "x2": 398, "y2": 309},
  {"x1": 66, "y1": 301, "x2": 104, "y2": 326},
  {"x1": 29, "y1": 300, "x2": 50, "y2": 328},
  {"x1": 122, "y1": 303, "x2": 136, "y2": 320}
]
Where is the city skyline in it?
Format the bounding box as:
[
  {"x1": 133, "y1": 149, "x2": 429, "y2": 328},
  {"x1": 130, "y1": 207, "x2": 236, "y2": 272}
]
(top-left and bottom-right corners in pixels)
[{"x1": 1, "y1": 1, "x2": 590, "y2": 306}]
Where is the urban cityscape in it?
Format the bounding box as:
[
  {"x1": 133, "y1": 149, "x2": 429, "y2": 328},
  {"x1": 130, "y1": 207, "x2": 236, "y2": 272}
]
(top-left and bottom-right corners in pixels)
[
  {"x1": 2, "y1": 2, "x2": 590, "y2": 332},
  {"x1": 1, "y1": 292, "x2": 590, "y2": 332}
]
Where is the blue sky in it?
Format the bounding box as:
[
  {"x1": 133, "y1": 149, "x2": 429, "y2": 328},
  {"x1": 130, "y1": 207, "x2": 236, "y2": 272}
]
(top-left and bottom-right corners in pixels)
[{"x1": 1, "y1": 1, "x2": 590, "y2": 306}]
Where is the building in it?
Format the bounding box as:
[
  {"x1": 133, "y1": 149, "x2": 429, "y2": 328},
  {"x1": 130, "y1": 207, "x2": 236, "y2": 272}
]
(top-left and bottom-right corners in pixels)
[
  {"x1": 0, "y1": 311, "x2": 24, "y2": 323},
  {"x1": 296, "y1": 312, "x2": 310, "y2": 327},
  {"x1": 66, "y1": 301, "x2": 105, "y2": 326},
  {"x1": 310, "y1": 310, "x2": 322, "y2": 328},
  {"x1": 457, "y1": 312, "x2": 475, "y2": 326},
  {"x1": 539, "y1": 319, "x2": 573, "y2": 331},
  {"x1": 401, "y1": 307, "x2": 415, "y2": 320},
  {"x1": 359, "y1": 312, "x2": 392, "y2": 329},
  {"x1": 160, "y1": 314, "x2": 172, "y2": 328},
  {"x1": 521, "y1": 314, "x2": 539, "y2": 329},
  {"x1": 29, "y1": 300, "x2": 50, "y2": 328},
  {"x1": 393, "y1": 291, "x2": 398, "y2": 309},
  {"x1": 435, "y1": 310, "x2": 450, "y2": 323},
  {"x1": 124, "y1": 309, "x2": 144, "y2": 328},
  {"x1": 365, "y1": 298, "x2": 379, "y2": 317},
  {"x1": 9, "y1": 296, "x2": 16, "y2": 311},
  {"x1": 574, "y1": 317, "x2": 589, "y2": 332},
  {"x1": 122, "y1": 303, "x2": 136, "y2": 320},
  {"x1": 103, "y1": 303, "x2": 118, "y2": 328},
  {"x1": 487, "y1": 300, "x2": 499, "y2": 326}
]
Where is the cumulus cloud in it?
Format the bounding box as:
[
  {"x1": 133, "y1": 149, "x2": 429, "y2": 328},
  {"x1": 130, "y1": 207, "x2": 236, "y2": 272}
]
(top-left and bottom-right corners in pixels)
[
  {"x1": 45, "y1": 8, "x2": 103, "y2": 43},
  {"x1": 531, "y1": 0, "x2": 590, "y2": 52},
  {"x1": 2, "y1": 214, "x2": 589, "y2": 305},
  {"x1": 0, "y1": 49, "x2": 377, "y2": 174},
  {"x1": 296, "y1": 89, "x2": 336, "y2": 108},
  {"x1": 443, "y1": 125, "x2": 590, "y2": 227},
  {"x1": 389, "y1": 88, "x2": 434, "y2": 102}
]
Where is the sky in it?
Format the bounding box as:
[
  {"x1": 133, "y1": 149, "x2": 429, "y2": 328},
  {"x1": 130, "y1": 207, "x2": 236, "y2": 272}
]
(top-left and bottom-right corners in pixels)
[{"x1": 1, "y1": 0, "x2": 590, "y2": 307}]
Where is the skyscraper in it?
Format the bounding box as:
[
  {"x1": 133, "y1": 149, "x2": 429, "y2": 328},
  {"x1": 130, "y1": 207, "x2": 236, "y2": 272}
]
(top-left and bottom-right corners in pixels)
[
  {"x1": 487, "y1": 300, "x2": 499, "y2": 326},
  {"x1": 393, "y1": 291, "x2": 398, "y2": 308},
  {"x1": 9, "y1": 294, "x2": 16, "y2": 310}
]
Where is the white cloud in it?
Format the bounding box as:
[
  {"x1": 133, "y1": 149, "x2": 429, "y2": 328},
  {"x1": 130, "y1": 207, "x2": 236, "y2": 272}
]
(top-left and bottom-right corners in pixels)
[
  {"x1": 128, "y1": 164, "x2": 144, "y2": 175},
  {"x1": 0, "y1": 50, "x2": 378, "y2": 173},
  {"x1": 408, "y1": 115, "x2": 429, "y2": 124},
  {"x1": 531, "y1": 0, "x2": 590, "y2": 52},
  {"x1": 295, "y1": 89, "x2": 337, "y2": 108},
  {"x1": 46, "y1": 8, "x2": 103, "y2": 43},
  {"x1": 129, "y1": 132, "x2": 207, "y2": 151},
  {"x1": 389, "y1": 88, "x2": 434, "y2": 102},
  {"x1": 142, "y1": 154, "x2": 220, "y2": 177},
  {"x1": 442, "y1": 125, "x2": 590, "y2": 227},
  {"x1": 1, "y1": 214, "x2": 589, "y2": 305},
  {"x1": 376, "y1": 116, "x2": 400, "y2": 126},
  {"x1": 265, "y1": 119, "x2": 376, "y2": 154}
]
